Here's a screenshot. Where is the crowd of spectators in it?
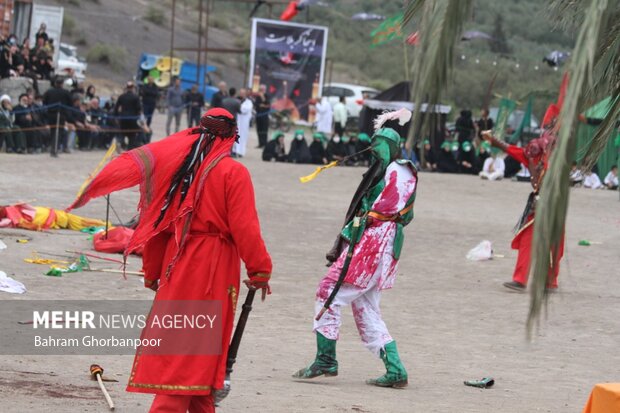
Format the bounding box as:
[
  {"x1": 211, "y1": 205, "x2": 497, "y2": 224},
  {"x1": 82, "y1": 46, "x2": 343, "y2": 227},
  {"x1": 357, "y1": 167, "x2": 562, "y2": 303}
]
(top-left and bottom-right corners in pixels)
[{"x1": 0, "y1": 24, "x2": 55, "y2": 87}]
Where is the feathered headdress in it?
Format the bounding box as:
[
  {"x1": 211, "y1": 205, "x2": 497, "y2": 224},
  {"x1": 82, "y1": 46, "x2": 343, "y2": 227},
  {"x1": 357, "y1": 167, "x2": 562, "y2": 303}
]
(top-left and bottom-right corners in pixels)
[{"x1": 373, "y1": 108, "x2": 412, "y2": 131}]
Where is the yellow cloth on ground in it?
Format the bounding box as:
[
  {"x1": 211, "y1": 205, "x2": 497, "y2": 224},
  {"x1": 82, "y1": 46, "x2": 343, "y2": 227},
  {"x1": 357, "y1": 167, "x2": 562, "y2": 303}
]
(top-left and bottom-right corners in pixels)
[{"x1": 20, "y1": 207, "x2": 107, "y2": 231}]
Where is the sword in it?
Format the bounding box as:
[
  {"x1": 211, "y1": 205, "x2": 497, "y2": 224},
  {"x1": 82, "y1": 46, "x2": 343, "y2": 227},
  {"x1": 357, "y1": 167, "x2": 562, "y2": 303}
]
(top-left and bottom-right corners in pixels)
[{"x1": 214, "y1": 288, "x2": 256, "y2": 404}]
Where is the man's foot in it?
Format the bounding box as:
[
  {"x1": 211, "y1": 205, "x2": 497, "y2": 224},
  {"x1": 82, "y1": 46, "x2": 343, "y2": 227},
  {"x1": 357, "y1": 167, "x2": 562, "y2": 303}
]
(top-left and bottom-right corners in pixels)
[
  {"x1": 292, "y1": 333, "x2": 338, "y2": 380},
  {"x1": 503, "y1": 281, "x2": 526, "y2": 292},
  {"x1": 366, "y1": 341, "x2": 408, "y2": 388}
]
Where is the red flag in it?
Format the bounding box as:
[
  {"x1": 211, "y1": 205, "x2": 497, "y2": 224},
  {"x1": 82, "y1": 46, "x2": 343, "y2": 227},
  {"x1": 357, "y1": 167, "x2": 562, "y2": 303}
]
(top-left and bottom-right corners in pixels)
[
  {"x1": 557, "y1": 72, "x2": 569, "y2": 110},
  {"x1": 280, "y1": 1, "x2": 299, "y2": 21}
]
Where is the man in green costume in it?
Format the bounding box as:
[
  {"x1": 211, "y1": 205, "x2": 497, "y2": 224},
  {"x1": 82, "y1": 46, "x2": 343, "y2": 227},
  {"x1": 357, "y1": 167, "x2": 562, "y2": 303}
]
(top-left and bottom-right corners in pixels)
[{"x1": 293, "y1": 125, "x2": 418, "y2": 388}]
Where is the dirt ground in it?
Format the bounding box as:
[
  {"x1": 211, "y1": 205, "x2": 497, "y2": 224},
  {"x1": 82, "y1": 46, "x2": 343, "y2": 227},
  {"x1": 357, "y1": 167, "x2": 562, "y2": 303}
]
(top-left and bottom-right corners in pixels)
[{"x1": 1, "y1": 114, "x2": 619, "y2": 413}]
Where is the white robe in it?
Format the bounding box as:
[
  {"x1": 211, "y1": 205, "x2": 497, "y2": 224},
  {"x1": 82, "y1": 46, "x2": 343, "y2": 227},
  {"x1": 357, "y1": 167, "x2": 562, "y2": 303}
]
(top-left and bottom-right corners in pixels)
[
  {"x1": 234, "y1": 98, "x2": 253, "y2": 157},
  {"x1": 479, "y1": 157, "x2": 505, "y2": 181},
  {"x1": 583, "y1": 173, "x2": 603, "y2": 189},
  {"x1": 315, "y1": 98, "x2": 333, "y2": 135},
  {"x1": 604, "y1": 171, "x2": 618, "y2": 187}
]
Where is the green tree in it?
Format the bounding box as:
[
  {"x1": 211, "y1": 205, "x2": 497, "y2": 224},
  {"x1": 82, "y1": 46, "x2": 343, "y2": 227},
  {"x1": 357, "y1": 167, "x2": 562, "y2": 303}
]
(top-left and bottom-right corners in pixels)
[{"x1": 489, "y1": 13, "x2": 511, "y2": 54}]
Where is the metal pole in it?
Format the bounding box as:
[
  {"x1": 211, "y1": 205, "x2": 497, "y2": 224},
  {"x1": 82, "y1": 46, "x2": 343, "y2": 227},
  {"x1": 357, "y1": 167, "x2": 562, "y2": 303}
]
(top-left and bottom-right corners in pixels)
[
  {"x1": 203, "y1": 0, "x2": 210, "y2": 94},
  {"x1": 197, "y1": 0, "x2": 203, "y2": 87},
  {"x1": 170, "y1": 0, "x2": 176, "y2": 81},
  {"x1": 51, "y1": 110, "x2": 60, "y2": 157}
]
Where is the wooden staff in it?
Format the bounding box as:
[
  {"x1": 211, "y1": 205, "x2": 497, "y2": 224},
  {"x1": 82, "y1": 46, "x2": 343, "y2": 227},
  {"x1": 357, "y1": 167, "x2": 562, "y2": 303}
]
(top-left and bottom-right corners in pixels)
[{"x1": 90, "y1": 364, "x2": 114, "y2": 410}]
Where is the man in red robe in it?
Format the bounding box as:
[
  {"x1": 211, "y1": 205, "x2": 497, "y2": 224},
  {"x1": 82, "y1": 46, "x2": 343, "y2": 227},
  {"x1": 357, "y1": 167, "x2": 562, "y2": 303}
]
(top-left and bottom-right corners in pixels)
[
  {"x1": 482, "y1": 105, "x2": 564, "y2": 292},
  {"x1": 68, "y1": 108, "x2": 272, "y2": 412}
]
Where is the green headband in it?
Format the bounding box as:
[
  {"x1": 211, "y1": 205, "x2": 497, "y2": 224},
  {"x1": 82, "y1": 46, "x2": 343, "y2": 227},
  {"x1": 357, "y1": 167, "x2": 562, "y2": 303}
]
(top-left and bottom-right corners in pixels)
[{"x1": 271, "y1": 131, "x2": 284, "y2": 140}]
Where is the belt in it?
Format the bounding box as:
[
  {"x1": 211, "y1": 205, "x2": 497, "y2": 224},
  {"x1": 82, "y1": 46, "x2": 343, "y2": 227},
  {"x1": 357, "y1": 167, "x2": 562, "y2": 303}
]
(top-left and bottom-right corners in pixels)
[{"x1": 367, "y1": 203, "x2": 414, "y2": 222}]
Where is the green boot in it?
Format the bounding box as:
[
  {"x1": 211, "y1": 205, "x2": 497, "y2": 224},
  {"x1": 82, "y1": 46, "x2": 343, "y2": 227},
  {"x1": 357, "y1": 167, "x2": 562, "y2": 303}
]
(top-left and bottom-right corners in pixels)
[
  {"x1": 366, "y1": 341, "x2": 408, "y2": 388},
  {"x1": 292, "y1": 333, "x2": 338, "y2": 379}
]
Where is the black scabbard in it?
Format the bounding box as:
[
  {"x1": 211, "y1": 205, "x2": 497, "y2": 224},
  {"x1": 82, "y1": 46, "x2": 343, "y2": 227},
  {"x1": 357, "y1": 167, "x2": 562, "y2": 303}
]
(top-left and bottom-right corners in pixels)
[{"x1": 225, "y1": 288, "x2": 256, "y2": 376}]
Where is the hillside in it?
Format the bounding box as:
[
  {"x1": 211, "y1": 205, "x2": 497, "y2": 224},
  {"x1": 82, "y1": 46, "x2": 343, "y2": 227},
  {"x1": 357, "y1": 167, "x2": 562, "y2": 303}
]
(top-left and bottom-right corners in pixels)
[{"x1": 44, "y1": 0, "x2": 574, "y2": 118}]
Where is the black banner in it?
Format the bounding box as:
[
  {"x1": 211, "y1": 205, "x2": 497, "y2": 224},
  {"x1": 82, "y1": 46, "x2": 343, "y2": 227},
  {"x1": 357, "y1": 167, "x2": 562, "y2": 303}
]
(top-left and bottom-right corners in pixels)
[{"x1": 249, "y1": 18, "x2": 328, "y2": 123}]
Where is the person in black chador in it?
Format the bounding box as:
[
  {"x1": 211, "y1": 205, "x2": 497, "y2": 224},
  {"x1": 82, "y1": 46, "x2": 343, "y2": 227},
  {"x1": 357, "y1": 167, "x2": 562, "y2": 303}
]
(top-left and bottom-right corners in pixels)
[
  {"x1": 288, "y1": 129, "x2": 312, "y2": 164},
  {"x1": 458, "y1": 141, "x2": 477, "y2": 174},
  {"x1": 436, "y1": 141, "x2": 458, "y2": 173},
  {"x1": 309, "y1": 132, "x2": 328, "y2": 165},
  {"x1": 326, "y1": 134, "x2": 347, "y2": 162},
  {"x1": 455, "y1": 109, "x2": 475, "y2": 144},
  {"x1": 262, "y1": 130, "x2": 287, "y2": 162}
]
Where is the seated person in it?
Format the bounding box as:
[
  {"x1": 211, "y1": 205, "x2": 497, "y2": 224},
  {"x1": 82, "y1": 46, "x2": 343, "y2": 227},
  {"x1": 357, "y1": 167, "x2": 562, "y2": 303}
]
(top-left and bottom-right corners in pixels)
[
  {"x1": 479, "y1": 149, "x2": 505, "y2": 181},
  {"x1": 436, "y1": 141, "x2": 459, "y2": 173},
  {"x1": 262, "y1": 130, "x2": 288, "y2": 162},
  {"x1": 458, "y1": 141, "x2": 477, "y2": 174},
  {"x1": 0, "y1": 94, "x2": 26, "y2": 153},
  {"x1": 355, "y1": 133, "x2": 372, "y2": 166},
  {"x1": 309, "y1": 132, "x2": 328, "y2": 165},
  {"x1": 418, "y1": 139, "x2": 436, "y2": 171},
  {"x1": 326, "y1": 134, "x2": 347, "y2": 162},
  {"x1": 503, "y1": 155, "x2": 521, "y2": 178},
  {"x1": 583, "y1": 170, "x2": 603, "y2": 189},
  {"x1": 476, "y1": 141, "x2": 491, "y2": 171},
  {"x1": 13, "y1": 93, "x2": 41, "y2": 153},
  {"x1": 515, "y1": 163, "x2": 531, "y2": 182},
  {"x1": 288, "y1": 129, "x2": 311, "y2": 164},
  {"x1": 569, "y1": 161, "x2": 584, "y2": 187},
  {"x1": 603, "y1": 165, "x2": 618, "y2": 190}
]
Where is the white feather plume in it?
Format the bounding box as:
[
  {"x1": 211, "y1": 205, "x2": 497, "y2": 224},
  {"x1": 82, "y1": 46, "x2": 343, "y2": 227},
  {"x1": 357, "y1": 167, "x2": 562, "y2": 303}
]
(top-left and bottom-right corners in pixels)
[{"x1": 373, "y1": 108, "x2": 412, "y2": 131}]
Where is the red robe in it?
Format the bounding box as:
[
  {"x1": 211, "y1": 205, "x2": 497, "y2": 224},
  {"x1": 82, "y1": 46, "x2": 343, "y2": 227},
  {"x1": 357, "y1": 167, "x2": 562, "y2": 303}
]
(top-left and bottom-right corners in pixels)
[
  {"x1": 505, "y1": 145, "x2": 563, "y2": 287},
  {"x1": 68, "y1": 128, "x2": 272, "y2": 395}
]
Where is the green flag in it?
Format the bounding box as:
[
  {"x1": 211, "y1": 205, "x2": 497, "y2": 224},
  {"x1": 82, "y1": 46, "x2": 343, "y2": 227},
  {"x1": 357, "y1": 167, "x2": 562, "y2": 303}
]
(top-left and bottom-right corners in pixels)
[
  {"x1": 493, "y1": 98, "x2": 517, "y2": 142},
  {"x1": 370, "y1": 13, "x2": 404, "y2": 47},
  {"x1": 509, "y1": 97, "x2": 532, "y2": 143}
]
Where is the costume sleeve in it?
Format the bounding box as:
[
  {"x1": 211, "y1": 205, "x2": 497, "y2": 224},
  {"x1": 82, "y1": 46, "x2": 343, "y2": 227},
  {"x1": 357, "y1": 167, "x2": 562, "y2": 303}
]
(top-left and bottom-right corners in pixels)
[
  {"x1": 226, "y1": 165, "x2": 273, "y2": 276},
  {"x1": 505, "y1": 145, "x2": 528, "y2": 166},
  {"x1": 141, "y1": 233, "x2": 170, "y2": 288},
  {"x1": 67, "y1": 153, "x2": 141, "y2": 210}
]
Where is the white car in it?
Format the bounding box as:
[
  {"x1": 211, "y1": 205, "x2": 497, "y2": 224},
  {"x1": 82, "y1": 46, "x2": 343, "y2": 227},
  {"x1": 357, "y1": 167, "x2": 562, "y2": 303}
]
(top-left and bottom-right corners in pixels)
[
  {"x1": 322, "y1": 82, "x2": 378, "y2": 119},
  {"x1": 57, "y1": 43, "x2": 88, "y2": 81}
]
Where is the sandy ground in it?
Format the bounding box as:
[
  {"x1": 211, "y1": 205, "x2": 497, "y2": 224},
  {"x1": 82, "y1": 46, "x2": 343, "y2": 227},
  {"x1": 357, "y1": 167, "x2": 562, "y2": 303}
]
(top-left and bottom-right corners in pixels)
[{"x1": 1, "y1": 114, "x2": 619, "y2": 413}]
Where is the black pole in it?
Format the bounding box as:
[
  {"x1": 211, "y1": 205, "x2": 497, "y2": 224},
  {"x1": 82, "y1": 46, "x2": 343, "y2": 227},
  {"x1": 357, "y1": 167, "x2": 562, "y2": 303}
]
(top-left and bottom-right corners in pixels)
[
  {"x1": 225, "y1": 288, "x2": 256, "y2": 376},
  {"x1": 51, "y1": 110, "x2": 60, "y2": 157},
  {"x1": 104, "y1": 195, "x2": 111, "y2": 239}
]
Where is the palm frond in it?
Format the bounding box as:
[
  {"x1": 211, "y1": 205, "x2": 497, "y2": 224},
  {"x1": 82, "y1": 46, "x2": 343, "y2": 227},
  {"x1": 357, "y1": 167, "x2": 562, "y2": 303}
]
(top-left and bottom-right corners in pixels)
[
  {"x1": 527, "y1": 0, "x2": 612, "y2": 334},
  {"x1": 404, "y1": 0, "x2": 474, "y2": 148}
]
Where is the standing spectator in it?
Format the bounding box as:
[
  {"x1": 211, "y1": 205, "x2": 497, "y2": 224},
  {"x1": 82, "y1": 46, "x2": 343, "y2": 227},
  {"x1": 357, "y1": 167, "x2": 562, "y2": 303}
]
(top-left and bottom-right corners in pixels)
[
  {"x1": 221, "y1": 88, "x2": 240, "y2": 120},
  {"x1": 604, "y1": 165, "x2": 618, "y2": 190},
  {"x1": 101, "y1": 94, "x2": 118, "y2": 149},
  {"x1": 333, "y1": 96, "x2": 347, "y2": 138},
  {"x1": 210, "y1": 81, "x2": 227, "y2": 108},
  {"x1": 234, "y1": 88, "x2": 253, "y2": 158},
  {"x1": 0, "y1": 95, "x2": 26, "y2": 153},
  {"x1": 455, "y1": 109, "x2": 475, "y2": 144},
  {"x1": 185, "y1": 84, "x2": 204, "y2": 128},
  {"x1": 35, "y1": 23, "x2": 49, "y2": 44},
  {"x1": 315, "y1": 96, "x2": 333, "y2": 137},
  {"x1": 87, "y1": 97, "x2": 105, "y2": 149},
  {"x1": 32, "y1": 52, "x2": 53, "y2": 80},
  {"x1": 13, "y1": 93, "x2": 41, "y2": 153},
  {"x1": 583, "y1": 170, "x2": 603, "y2": 189},
  {"x1": 140, "y1": 76, "x2": 159, "y2": 128},
  {"x1": 476, "y1": 108, "x2": 494, "y2": 140},
  {"x1": 254, "y1": 84, "x2": 271, "y2": 148},
  {"x1": 165, "y1": 77, "x2": 184, "y2": 136},
  {"x1": 0, "y1": 42, "x2": 17, "y2": 78},
  {"x1": 115, "y1": 81, "x2": 143, "y2": 150},
  {"x1": 43, "y1": 76, "x2": 72, "y2": 155}
]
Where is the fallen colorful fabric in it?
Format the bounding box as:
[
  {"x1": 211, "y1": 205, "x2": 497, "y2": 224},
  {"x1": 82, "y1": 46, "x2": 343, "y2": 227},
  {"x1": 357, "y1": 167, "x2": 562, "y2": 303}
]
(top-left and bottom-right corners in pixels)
[
  {"x1": 0, "y1": 271, "x2": 26, "y2": 293},
  {"x1": 0, "y1": 204, "x2": 108, "y2": 231}
]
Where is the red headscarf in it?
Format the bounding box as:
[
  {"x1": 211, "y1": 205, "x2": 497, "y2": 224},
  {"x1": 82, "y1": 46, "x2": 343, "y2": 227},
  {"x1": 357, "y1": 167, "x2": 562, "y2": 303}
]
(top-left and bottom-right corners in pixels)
[{"x1": 68, "y1": 108, "x2": 237, "y2": 256}]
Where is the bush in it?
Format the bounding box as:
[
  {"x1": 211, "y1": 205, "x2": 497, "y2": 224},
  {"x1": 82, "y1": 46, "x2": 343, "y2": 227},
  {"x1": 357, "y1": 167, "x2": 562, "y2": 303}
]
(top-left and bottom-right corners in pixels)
[
  {"x1": 63, "y1": 14, "x2": 76, "y2": 36},
  {"x1": 144, "y1": 6, "x2": 166, "y2": 26},
  {"x1": 86, "y1": 43, "x2": 128, "y2": 72}
]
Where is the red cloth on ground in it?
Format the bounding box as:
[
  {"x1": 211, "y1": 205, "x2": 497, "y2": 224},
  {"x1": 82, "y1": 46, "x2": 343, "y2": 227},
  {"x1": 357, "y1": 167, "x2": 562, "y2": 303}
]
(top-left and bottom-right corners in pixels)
[
  {"x1": 93, "y1": 227, "x2": 143, "y2": 255},
  {"x1": 511, "y1": 217, "x2": 564, "y2": 288},
  {"x1": 149, "y1": 394, "x2": 214, "y2": 413}
]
